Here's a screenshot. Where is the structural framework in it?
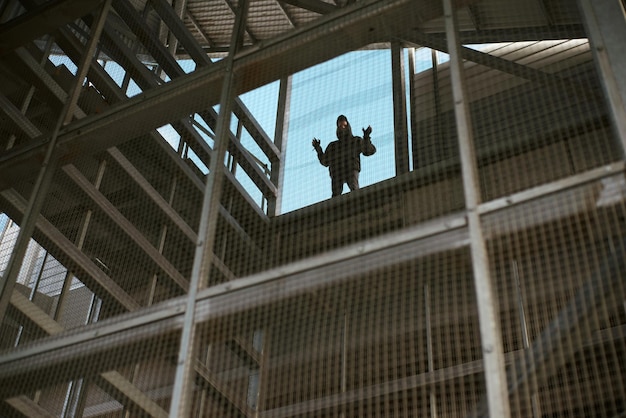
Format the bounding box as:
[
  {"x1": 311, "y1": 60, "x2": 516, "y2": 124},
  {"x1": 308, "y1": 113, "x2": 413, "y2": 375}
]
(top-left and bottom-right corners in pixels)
[{"x1": 0, "y1": 0, "x2": 625, "y2": 416}]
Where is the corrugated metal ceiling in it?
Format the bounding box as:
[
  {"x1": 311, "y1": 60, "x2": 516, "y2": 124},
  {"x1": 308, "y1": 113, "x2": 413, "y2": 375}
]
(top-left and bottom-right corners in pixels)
[{"x1": 129, "y1": 0, "x2": 583, "y2": 57}]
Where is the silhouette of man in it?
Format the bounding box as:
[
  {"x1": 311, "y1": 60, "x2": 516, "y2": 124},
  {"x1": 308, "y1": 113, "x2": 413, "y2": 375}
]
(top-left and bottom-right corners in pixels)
[{"x1": 312, "y1": 115, "x2": 376, "y2": 197}]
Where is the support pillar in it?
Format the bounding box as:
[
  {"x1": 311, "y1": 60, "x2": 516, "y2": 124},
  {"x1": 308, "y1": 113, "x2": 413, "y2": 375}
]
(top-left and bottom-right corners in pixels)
[
  {"x1": 443, "y1": 0, "x2": 511, "y2": 416},
  {"x1": 168, "y1": 0, "x2": 250, "y2": 415},
  {"x1": 391, "y1": 40, "x2": 410, "y2": 175},
  {"x1": 578, "y1": 0, "x2": 626, "y2": 155},
  {"x1": 268, "y1": 75, "x2": 292, "y2": 217}
]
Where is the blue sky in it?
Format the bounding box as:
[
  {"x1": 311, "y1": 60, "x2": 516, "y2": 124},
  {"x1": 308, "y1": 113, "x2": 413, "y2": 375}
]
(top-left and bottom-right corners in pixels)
[
  {"x1": 278, "y1": 50, "x2": 396, "y2": 212},
  {"x1": 240, "y1": 49, "x2": 436, "y2": 213}
]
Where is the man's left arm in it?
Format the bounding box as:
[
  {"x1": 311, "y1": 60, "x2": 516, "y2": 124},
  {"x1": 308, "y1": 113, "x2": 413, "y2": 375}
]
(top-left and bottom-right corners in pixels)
[{"x1": 361, "y1": 125, "x2": 376, "y2": 156}]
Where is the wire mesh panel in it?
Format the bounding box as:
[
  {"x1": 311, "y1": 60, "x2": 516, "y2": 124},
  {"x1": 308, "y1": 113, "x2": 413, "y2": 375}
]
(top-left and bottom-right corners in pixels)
[
  {"x1": 0, "y1": 0, "x2": 625, "y2": 417},
  {"x1": 484, "y1": 177, "x2": 626, "y2": 417}
]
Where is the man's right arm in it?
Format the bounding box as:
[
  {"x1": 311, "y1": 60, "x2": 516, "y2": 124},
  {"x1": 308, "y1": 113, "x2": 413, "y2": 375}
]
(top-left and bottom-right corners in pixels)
[{"x1": 313, "y1": 138, "x2": 329, "y2": 166}]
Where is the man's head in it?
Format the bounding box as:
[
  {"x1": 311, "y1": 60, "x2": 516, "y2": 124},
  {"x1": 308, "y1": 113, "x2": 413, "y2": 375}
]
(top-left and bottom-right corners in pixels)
[{"x1": 336, "y1": 115, "x2": 352, "y2": 141}]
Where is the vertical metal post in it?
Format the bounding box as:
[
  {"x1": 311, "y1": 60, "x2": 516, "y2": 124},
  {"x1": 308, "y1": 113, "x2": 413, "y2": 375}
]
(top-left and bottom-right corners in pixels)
[
  {"x1": 254, "y1": 328, "x2": 271, "y2": 417},
  {"x1": 0, "y1": 0, "x2": 112, "y2": 323},
  {"x1": 431, "y1": 50, "x2": 443, "y2": 164},
  {"x1": 578, "y1": 0, "x2": 626, "y2": 156},
  {"x1": 27, "y1": 252, "x2": 48, "y2": 301},
  {"x1": 62, "y1": 379, "x2": 87, "y2": 418},
  {"x1": 512, "y1": 260, "x2": 541, "y2": 418},
  {"x1": 168, "y1": 1, "x2": 250, "y2": 415},
  {"x1": 442, "y1": 0, "x2": 511, "y2": 417},
  {"x1": 340, "y1": 311, "x2": 348, "y2": 418},
  {"x1": 268, "y1": 75, "x2": 292, "y2": 216},
  {"x1": 407, "y1": 47, "x2": 417, "y2": 171},
  {"x1": 391, "y1": 40, "x2": 410, "y2": 175},
  {"x1": 166, "y1": 0, "x2": 188, "y2": 57},
  {"x1": 424, "y1": 284, "x2": 437, "y2": 418},
  {"x1": 64, "y1": 287, "x2": 101, "y2": 418},
  {"x1": 146, "y1": 175, "x2": 178, "y2": 305},
  {"x1": 0, "y1": 216, "x2": 8, "y2": 245},
  {"x1": 13, "y1": 250, "x2": 48, "y2": 346}
]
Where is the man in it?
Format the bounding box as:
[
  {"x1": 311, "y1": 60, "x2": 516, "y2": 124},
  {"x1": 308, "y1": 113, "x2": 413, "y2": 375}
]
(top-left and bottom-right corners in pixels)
[{"x1": 312, "y1": 115, "x2": 376, "y2": 197}]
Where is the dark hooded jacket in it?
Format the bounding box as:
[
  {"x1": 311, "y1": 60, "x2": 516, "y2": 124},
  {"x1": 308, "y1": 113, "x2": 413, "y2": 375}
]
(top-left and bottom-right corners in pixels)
[{"x1": 315, "y1": 120, "x2": 376, "y2": 180}]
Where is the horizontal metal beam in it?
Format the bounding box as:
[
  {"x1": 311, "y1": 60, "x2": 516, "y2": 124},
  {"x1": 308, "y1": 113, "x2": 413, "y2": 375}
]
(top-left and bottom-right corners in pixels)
[
  {"x1": 3, "y1": 291, "x2": 624, "y2": 411},
  {"x1": 425, "y1": 24, "x2": 587, "y2": 44},
  {"x1": 1, "y1": 156, "x2": 624, "y2": 399},
  {"x1": 0, "y1": 211, "x2": 466, "y2": 394},
  {"x1": 478, "y1": 161, "x2": 625, "y2": 215},
  {"x1": 278, "y1": 0, "x2": 337, "y2": 15},
  {"x1": 0, "y1": 159, "x2": 619, "y2": 376}
]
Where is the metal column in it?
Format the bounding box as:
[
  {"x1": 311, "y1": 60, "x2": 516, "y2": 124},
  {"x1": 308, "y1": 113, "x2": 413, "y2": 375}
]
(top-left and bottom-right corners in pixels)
[
  {"x1": 407, "y1": 46, "x2": 417, "y2": 170},
  {"x1": 578, "y1": 0, "x2": 626, "y2": 155},
  {"x1": 391, "y1": 40, "x2": 410, "y2": 175},
  {"x1": 443, "y1": 0, "x2": 511, "y2": 417},
  {"x1": 268, "y1": 75, "x2": 292, "y2": 216},
  {"x1": 168, "y1": 0, "x2": 251, "y2": 415}
]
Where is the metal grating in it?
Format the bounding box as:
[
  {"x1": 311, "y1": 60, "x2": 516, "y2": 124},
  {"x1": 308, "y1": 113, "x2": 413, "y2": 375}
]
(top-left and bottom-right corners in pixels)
[{"x1": 0, "y1": 0, "x2": 625, "y2": 417}]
